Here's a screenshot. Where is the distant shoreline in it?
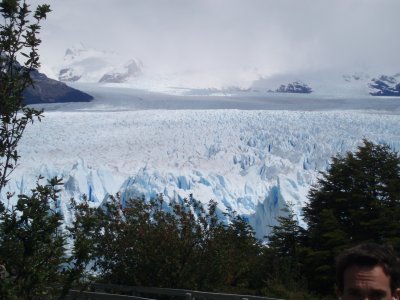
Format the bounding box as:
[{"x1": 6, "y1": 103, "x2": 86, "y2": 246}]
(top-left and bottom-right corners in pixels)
[{"x1": 29, "y1": 82, "x2": 400, "y2": 114}]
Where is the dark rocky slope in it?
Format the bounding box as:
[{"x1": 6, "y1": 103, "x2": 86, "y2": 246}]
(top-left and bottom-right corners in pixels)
[{"x1": 24, "y1": 70, "x2": 93, "y2": 104}]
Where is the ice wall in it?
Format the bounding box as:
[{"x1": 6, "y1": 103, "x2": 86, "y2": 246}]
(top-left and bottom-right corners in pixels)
[{"x1": 5, "y1": 109, "x2": 400, "y2": 239}]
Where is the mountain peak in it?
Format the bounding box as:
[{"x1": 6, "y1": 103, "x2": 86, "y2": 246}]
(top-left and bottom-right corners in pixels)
[
  {"x1": 65, "y1": 42, "x2": 87, "y2": 58},
  {"x1": 58, "y1": 46, "x2": 143, "y2": 83}
]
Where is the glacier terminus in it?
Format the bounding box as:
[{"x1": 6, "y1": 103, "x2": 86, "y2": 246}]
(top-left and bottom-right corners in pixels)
[{"x1": 6, "y1": 84, "x2": 400, "y2": 239}]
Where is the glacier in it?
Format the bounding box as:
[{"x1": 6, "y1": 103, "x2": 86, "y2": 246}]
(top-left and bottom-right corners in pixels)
[{"x1": 5, "y1": 85, "x2": 400, "y2": 239}]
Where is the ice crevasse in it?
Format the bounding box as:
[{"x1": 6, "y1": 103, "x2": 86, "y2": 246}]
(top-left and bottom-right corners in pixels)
[{"x1": 4, "y1": 109, "x2": 400, "y2": 239}]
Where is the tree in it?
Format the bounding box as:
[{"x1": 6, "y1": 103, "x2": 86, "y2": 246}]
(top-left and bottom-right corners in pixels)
[
  {"x1": 70, "y1": 195, "x2": 216, "y2": 288},
  {"x1": 302, "y1": 139, "x2": 400, "y2": 295},
  {"x1": 199, "y1": 208, "x2": 262, "y2": 292},
  {"x1": 0, "y1": 177, "x2": 68, "y2": 299},
  {"x1": 268, "y1": 204, "x2": 305, "y2": 258},
  {"x1": 0, "y1": 0, "x2": 50, "y2": 192},
  {"x1": 0, "y1": 2, "x2": 80, "y2": 299},
  {"x1": 263, "y1": 204, "x2": 310, "y2": 299},
  {"x1": 71, "y1": 194, "x2": 264, "y2": 293}
]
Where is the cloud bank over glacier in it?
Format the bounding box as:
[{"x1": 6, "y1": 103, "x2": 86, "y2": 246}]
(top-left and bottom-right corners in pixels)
[{"x1": 35, "y1": 0, "x2": 400, "y2": 83}]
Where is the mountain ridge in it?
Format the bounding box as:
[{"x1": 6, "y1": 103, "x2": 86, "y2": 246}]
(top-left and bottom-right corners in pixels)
[
  {"x1": 54, "y1": 46, "x2": 400, "y2": 97},
  {"x1": 24, "y1": 69, "x2": 93, "y2": 104}
]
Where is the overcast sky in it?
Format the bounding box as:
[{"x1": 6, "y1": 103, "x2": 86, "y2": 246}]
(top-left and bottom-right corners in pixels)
[{"x1": 32, "y1": 0, "x2": 400, "y2": 78}]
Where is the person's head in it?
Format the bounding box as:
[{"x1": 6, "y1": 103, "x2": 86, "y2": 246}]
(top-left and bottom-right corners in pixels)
[{"x1": 336, "y1": 243, "x2": 400, "y2": 300}]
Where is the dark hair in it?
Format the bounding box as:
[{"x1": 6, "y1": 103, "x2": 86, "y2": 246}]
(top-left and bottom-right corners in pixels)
[{"x1": 336, "y1": 243, "x2": 400, "y2": 293}]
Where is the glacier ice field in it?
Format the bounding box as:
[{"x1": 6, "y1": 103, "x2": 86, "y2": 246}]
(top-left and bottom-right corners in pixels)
[{"x1": 5, "y1": 85, "x2": 400, "y2": 239}]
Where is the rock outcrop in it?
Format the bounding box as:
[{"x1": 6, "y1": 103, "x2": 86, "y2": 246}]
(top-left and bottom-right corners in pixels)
[
  {"x1": 276, "y1": 81, "x2": 312, "y2": 94},
  {"x1": 368, "y1": 74, "x2": 400, "y2": 96},
  {"x1": 24, "y1": 70, "x2": 93, "y2": 104}
]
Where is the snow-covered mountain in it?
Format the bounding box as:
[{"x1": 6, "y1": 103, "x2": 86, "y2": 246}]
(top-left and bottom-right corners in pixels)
[
  {"x1": 6, "y1": 85, "x2": 400, "y2": 239},
  {"x1": 54, "y1": 45, "x2": 400, "y2": 98},
  {"x1": 251, "y1": 71, "x2": 371, "y2": 97},
  {"x1": 368, "y1": 74, "x2": 400, "y2": 96},
  {"x1": 0, "y1": 54, "x2": 93, "y2": 104},
  {"x1": 58, "y1": 44, "x2": 143, "y2": 83},
  {"x1": 56, "y1": 46, "x2": 258, "y2": 94}
]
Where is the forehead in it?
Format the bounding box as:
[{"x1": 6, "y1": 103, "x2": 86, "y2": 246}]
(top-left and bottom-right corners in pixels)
[{"x1": 343, "y1": 265, "x2": 391, "y2": 292}]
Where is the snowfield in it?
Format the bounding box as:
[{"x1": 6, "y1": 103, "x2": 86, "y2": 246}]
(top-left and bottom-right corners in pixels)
[{"x1": 6, "y1": 85, "x2": 400, "y2": 238}]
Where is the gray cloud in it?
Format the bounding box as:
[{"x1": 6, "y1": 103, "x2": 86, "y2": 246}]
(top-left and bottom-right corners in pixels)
[{"x1": 32, "y1": 0, "x2": 400, "y2": 79}]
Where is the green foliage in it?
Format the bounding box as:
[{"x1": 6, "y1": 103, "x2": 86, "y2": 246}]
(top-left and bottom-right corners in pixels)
[
  {"x1": 264, "y1": 204, "x2": 309, "y2": 298},
  {"x1": 264, "y1": 140, "x2": 400, "y2": 298},
  {"x1": 68, "y1": 136, "x2": 400, "y2": 299},
  {"x1": 0, "y1": 0, "x2": 50, "y2": 192},
  {"x1": 0, "y1": 177, "x2": 68, "y2": 299},
  {"x1": 70, "y1": 194, "x2": 262, "y2": 292},
  {"x1": 268, "y1": 204, "x2": 305, "y2": 258},
  {"x1": 0, "y1": 1, "x2": 77, "y2": 298},
  {"x1": 68, "y1": 138, "x2": 399, "y2": 299},
  {"x1": 199, "y1": 208, "x2": 261, "y2": 291},
  {"x1": 302, "y1": 139, "x2": 400, "y2": 295}
]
